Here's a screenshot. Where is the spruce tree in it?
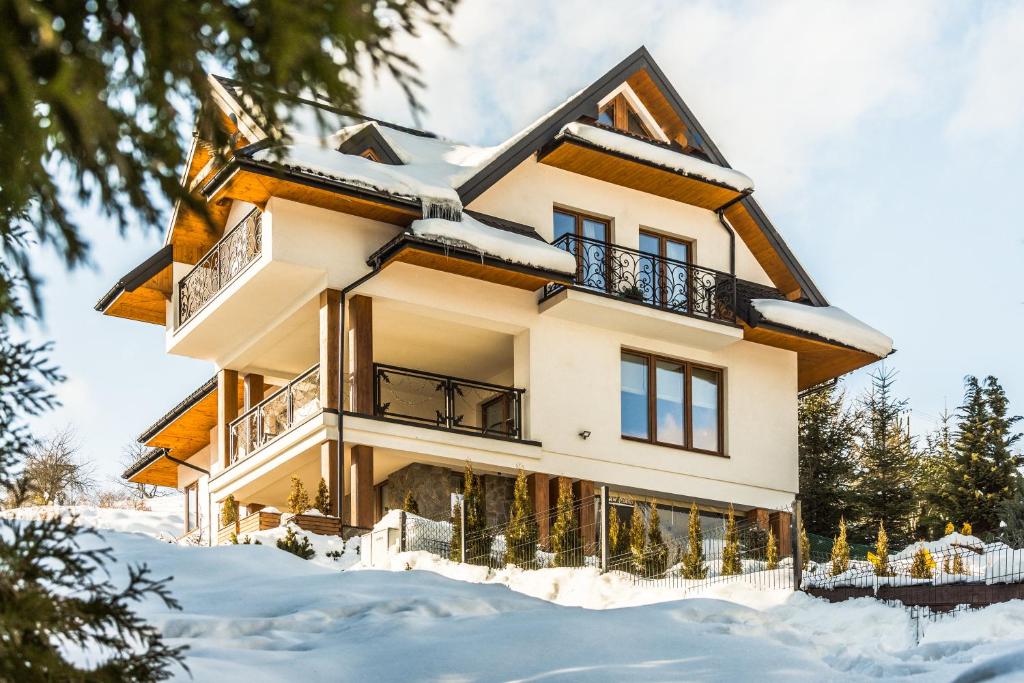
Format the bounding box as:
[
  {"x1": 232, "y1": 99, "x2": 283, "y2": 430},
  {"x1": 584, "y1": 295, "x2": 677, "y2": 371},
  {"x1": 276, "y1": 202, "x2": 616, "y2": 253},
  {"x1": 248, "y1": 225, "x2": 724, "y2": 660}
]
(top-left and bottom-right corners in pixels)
[
  {"x1": 869, "y1": 521, "x2": 891, "y2": 577},
  {"x1": 551, "y1": 478, "x2": 580, "y2": 567},
  {"x1": 402, "y1": 490, "x2": 420, "y2": 515},
  {"x1": 646, "y1": 503, "x2": 668, "y2": 575},
  {"x1": 287, "y1": 476, "x2": 310, "y2": 514},
  {"x1": 314, "y1": 478, "x2": 330, "y2": 516},
  {"x1": 460, "y1": 462, "x2": 491, "y2": 565},
  {"x1": 449, "y1": 500, "x2": 463, "y2": 562},
  {"x1": 909, "y1": 546, "x2": 935, "y2": 579},
  {"x1": 765, "y1": 527, "x2": 779, "y2": 570},
  {"x1": 607, "y1": 505, "x2": 627, "y2": 568},
  {"x1": 503, "y1": 468, "x2": 537, "y2": 567},
  {"x1": 720, "y1": 504, "x2": 742, "y2": 575},
  {"x1": 997, "y1": 479, "x2": 1024, "y2": 547},
  {"x1": 798, "y1": 383, "x2": 859, "y2": 535},
  {"x1": 681, "y1": 501, "x2": 708, "y2": 580},
  {"x1": 800, "y1": 520, "x2": 810, "y2": 570},
  {"x1": 830, "y1": 518, "x2": 850, "y2": 576},
  {"x1": 851, "y1": 368, "x2": 917, "y2": 545},
  {"x1": 980, "y1": 376, "x2": 1023, "y2": 532},
  {"x1": 918, "y1": 410, "x2": 958, "y2": 538},
  {"x1": 628, "y1": 500, "x2": 647, "y2": 574}
]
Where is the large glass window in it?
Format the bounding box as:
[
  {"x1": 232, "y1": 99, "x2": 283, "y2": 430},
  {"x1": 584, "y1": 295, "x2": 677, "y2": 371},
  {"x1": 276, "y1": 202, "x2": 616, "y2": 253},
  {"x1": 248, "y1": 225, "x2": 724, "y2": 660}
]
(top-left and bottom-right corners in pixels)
[
  {"x1": 185, "y1": 483, "x2": 199, "y2": 532},
  {"x1": 620, "y1": 353, "x2": 649, "y2": 439},
  {"x1": 621, "y1": 351, "x2": 723, "y2": 454},
  {"x1": 639, "y1": 230, "x2": 692, "y2": 310},
  {"x1": 553, "y1": 208, "x2": 609, "y2": 291}
]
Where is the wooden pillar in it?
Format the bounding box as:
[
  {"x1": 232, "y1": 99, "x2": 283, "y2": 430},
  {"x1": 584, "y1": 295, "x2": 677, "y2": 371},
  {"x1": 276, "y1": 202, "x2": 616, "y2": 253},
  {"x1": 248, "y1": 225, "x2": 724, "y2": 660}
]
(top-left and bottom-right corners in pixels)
[
  {"x1": 745, "y1": 508, "x2": 770, "y2": 530},
  {"x1": 770, "y1": 510, "x2": 793, "y2": 558},
  {"x1": 573, "y1": 480, "x2": 596, "y2": 553},
  {"x1": 217, "y1": 369, "x2": 238, "y2": 468},
  {"x1": 548, "y1": 476, "x2": 572, "y2": 515},
  {"x1": 348, "y1": 295, "x2": 374, "y2": 414},
  {"x1": 320, "y1": 289, "x2": 342, "y2": 517},
  {"x1": 527, "y1": 473, "x2": 550, "y2": 549},
  {"x1": 243, "y1": 373, "x2": 264, "y2": 411},
  {"x1": 350, "y1": 445, "x2": 374, "y2": 528}
]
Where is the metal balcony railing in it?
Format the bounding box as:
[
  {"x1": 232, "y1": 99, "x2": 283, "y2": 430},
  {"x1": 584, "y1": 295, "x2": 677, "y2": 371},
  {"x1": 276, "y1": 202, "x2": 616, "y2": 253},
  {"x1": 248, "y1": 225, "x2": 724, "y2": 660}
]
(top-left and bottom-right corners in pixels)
[
  {"x1": 372, "y1": 363, "x2": 525, "y2": 440},
  {"x1": 177, "y1": 208, "x2": 262, "y2": 326},
  {"x1": 543, "y1": 234, "x2": 738, "y2": 325},
  {"x1": 229, "y1": 364, "x2": 321, "y2": 464}
]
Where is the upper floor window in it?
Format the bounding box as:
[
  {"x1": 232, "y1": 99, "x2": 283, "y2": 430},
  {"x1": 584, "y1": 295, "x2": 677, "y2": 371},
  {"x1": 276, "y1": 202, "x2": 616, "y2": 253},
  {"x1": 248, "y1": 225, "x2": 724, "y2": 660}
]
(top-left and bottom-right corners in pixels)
[
  {"x1": 554, "y1": 208, "x2": 610, "y2": 289},
  {"x1": 597, "y1": 93, "x2": 657, "y2": 140},
  {"x1": 620, "y1": 350, "x2": 723, "y2": 454}
]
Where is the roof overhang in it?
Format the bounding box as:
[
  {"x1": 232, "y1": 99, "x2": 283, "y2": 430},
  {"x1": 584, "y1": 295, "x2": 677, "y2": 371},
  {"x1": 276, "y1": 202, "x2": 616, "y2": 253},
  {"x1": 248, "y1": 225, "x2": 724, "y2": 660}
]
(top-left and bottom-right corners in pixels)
[
  {"x1": 122, "y1": 448, "x2": 178, "y2": 487},
  {"x1": 537, "y1": 134, "x2": 748, "y2": 212},
  {"x1": 368, "y1": 233, "x2": 574, "y2": 291},
  {"x1": 137, "y1": 375, "x2": 242, "y2": 460},
  {"x1": 94, "y1": 245, "x2": 174, "y2": 325}
]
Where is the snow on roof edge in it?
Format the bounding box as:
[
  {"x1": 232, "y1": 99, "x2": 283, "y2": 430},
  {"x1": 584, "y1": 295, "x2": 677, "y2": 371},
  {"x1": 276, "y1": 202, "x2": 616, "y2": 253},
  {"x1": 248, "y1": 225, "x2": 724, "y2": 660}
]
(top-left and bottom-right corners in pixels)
[{"x1": 751, "y1": 299, "x2": 893, "y2": 357}]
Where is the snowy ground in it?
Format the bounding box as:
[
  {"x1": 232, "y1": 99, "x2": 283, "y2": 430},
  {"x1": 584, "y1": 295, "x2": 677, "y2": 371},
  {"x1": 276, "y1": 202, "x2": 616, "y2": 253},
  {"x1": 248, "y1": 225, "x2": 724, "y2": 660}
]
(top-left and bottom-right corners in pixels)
[{"x1": 7, "y1": 506, "x2": 1024, "y2": 682}]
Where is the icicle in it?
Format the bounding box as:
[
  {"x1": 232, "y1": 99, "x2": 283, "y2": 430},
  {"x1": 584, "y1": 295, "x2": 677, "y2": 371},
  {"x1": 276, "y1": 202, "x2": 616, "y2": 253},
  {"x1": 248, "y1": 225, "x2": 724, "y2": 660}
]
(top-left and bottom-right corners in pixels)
[{"x1": 421, "y1": 198, "x2": 463, "y2": 222}]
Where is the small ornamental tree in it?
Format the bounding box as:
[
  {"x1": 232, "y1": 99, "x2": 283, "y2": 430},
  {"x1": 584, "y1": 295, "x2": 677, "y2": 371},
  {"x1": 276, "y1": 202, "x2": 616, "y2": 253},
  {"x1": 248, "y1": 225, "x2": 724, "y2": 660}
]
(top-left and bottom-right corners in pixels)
[
  {"x1": 220, "y1": 494, "x2": 238, "y2": 529},
  {"x1": 868, "y1": 521, "x2": 891, "y2": 577},
  {"x1": 628, "y1": 500, "x2": 647, "y2": 574},
  {"x1": 402, "y1": 490, "x2": 420, "y2": 515},
  {"x1": 766, "y1": 527, "x2": 779, "y2": 570},
  {"x1": 449, "y1": 499, "x2": 463, "y2": 562},
  {"x1": 944, "y1": 522, "x2": 955, "y2": 536},
  {"x1": 800, "y1": 521, "x2": 810, "y2": 570},
  {"x1": 681, "y1": 501, "x2": 708, "y2": 580},
  {"x1": 314, "y1": 478, "x2": 330, "y2": 516},
  {"x1": 287, "y1": 476, "x2": 310, "y2": 514},
  {"x1": 551, "y1": 478, "x2": 580, "y2": 567},
  {"x1": 647, "y1": 503, "x2": 668, "y2": 576},
  {"x1": 830, "y1": 518, "x2": 850, "y2": 576},
  {"x1": 460, "y1": 462, "x2": 492, "y2": 565},
  {"x1": 608, "y1": 505, "x2": 627, "y2": 568},
  {"x1": 276, "y1": 524, "x2": 315, "y2": 560},
  {"x1": 961, "y1": 522, "x2": 973, "y2": 536},
  {"x1": 909, "y1": 546, "x2": 935, "y2": 579},
  {"x1": 504, "y1": 468, "x2": 537, "y2": 568},
  {"x1": 721, "y1": 504, "x2": 742, "y2": 576}
]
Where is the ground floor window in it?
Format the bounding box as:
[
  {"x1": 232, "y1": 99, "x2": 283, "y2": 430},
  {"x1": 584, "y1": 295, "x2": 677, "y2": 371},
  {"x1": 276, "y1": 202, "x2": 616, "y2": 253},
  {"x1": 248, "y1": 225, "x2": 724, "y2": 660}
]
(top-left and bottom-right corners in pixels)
[
  {"x1": 185, "y1": 483, "x2": 199, "y2": 532},
  {"x1": 620, "y1": 350, "x2": 724, "y2": 454}
]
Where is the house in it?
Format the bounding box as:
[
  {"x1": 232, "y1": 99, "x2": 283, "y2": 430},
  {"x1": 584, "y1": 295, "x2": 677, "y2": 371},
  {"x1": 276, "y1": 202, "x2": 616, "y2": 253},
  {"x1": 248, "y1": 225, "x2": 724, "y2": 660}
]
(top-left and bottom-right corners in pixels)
[{"x1": 99, "y1": 47, "x2": 892, "y2": 547}]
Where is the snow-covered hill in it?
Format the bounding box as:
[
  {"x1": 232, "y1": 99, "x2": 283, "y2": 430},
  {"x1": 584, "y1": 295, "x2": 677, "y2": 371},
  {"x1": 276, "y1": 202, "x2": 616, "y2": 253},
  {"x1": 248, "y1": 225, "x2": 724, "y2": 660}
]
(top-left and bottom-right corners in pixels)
[{"x1": 6, "y1": 505, "x2": 1024, "y2": 682}]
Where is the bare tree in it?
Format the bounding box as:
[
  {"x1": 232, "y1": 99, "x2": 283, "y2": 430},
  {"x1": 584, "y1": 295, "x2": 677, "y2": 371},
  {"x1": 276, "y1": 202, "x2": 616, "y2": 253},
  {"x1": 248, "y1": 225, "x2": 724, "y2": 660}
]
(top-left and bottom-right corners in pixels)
[
  {"x1": 22, "y1": 426, "x2": 95, "y2": 506},
  {"x1": 113, "y1": 442, "x2": 173, "y2": 504}
]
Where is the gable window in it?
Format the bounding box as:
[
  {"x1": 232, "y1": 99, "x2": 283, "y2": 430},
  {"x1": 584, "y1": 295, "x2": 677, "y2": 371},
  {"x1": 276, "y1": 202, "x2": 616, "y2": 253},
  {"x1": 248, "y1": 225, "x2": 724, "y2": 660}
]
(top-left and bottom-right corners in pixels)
[
  {"x1": 553, "y1": 208, "x2": 610, "y2": 290},
  {"x1": 620, "y1": 350, "x2": 724, "y2": 454},
  {"x1": 185, "y1": 483, "x2": 199, "y2": 532},
  {"x1": 596, "y1": 89, "x2": 659, "y2": 141},
  {"x1": 360, "y1": 148, "x2": 381, "y2": 162}
]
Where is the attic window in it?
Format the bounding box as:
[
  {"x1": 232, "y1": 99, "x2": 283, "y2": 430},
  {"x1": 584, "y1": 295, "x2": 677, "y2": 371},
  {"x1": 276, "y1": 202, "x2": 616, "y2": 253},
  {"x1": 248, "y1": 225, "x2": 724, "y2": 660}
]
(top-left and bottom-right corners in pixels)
[
  {"x1": 360, "y1": 148, "x2": 381, "y2": 162},
  {"x1": 597, "y1": 93, "x2": 657, "y2": 141}
]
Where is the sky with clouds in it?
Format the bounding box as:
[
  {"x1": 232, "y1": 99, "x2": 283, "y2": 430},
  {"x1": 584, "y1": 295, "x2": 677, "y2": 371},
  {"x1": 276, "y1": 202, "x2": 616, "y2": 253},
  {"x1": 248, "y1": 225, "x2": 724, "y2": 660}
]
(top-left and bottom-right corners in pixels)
[{"x1": 25, "y1": 0, "x2": 1024, "y2": 482}]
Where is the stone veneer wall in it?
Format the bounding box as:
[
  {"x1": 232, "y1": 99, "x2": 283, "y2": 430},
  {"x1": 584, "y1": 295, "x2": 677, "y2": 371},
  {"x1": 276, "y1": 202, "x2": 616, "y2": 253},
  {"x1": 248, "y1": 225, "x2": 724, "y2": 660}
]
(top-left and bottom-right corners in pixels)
[
  {"x1": 482, "y1": 474, "x2": 515, "y2": 527},
  {"x1": 382, "y1": 463, "x2": 517, "y2": 526}
]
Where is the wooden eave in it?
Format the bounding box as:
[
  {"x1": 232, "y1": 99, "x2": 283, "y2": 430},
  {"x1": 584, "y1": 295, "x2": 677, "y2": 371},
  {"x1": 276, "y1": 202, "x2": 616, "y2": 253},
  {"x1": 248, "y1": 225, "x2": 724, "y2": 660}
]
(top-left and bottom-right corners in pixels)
[
  {"x1": 95, "y1": 245, "x2": 174, "y2": 325},
  {"x1": 370, "y1": 235, "x2": 573, "y2": 291},
  {"x1": 139, "y1": 376, "x2": 243, "y2": 461},
  {"x1": 724, "y1": 203, "x2": 803, "y2": 300},
  {"x1": 741, "y1": 321, "x2": 884, "y2": 390},
  {"x1": 537, "y1": 136, "x2": 746, "y2": 212},
  {"x1": 124, "y1": 450, "x2": 178, "y2": 488}
]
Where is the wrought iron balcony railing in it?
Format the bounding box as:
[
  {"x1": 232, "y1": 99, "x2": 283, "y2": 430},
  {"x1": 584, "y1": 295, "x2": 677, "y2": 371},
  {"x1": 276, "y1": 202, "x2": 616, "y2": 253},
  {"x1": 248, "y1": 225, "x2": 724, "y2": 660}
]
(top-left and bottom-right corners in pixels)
[
  {"x1": 372, "y1": 363, "x2": 525, "y2": 440},
  {"x1": 177, "y1": 208, "x2": 263, "y2": 326},
  {"x1": 229, "y1": 364, "x2": 321, "y2": 464},
  {"x1": 543, "y1": 234, "x2": 738, "y2": 325}
]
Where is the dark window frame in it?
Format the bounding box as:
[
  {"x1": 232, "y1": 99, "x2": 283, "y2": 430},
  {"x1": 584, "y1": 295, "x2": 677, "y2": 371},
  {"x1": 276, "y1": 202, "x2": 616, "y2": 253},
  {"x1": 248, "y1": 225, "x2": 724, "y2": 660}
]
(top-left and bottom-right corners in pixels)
[
  {"x1": 184, "y1": 482, "x2": 199, "y2": 532},
  {"x1": 553, "y1": 207, "x2": 611, "y2": 287},
  {"x1": 480, "y1": 393, "x2": 512, "y2": 436},
  {"x1": 639, "y1": 229, "x2": 695, "y2": 309},
  {"x1": 620, "y1": 349, "x2": 725, "y2": 456}
]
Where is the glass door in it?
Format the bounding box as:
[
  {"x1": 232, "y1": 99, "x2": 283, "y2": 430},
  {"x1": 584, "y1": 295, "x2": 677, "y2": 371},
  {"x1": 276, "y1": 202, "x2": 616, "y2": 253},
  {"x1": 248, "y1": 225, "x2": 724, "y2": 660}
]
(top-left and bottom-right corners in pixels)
[
  {"x1": 639, "y1": 231, "x2": 691, "y2": 311},
  {"x1": 554, "y1": 209, "x2": 610, "y2": 292}
]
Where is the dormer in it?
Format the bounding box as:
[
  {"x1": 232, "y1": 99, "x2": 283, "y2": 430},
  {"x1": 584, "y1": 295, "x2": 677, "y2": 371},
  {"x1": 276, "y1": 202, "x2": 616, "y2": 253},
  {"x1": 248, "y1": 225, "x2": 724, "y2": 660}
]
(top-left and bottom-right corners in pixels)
[{"x1": 336, "y1": 122, "x2": 405, "y2": 165}]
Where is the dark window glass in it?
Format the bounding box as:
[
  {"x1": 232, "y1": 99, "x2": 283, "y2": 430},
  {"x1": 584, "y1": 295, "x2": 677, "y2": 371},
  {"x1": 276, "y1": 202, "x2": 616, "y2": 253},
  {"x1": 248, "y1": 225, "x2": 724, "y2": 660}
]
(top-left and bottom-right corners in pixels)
[
  {"x1": 186, "y1": 484, "x2": 198, "y2": 532},
  {"x1": 553, "y1": 210, "x2": 576, "y2": 241},
  {"x1": 628, "y1": 110, "x2": 650, "y2": 137},
  {"x1": 621, "y1": 353, "x2": 649, "y2": 439},
  {"x1": 655, "y1": 361, "x2": 685, "y2": 446},
  {"x1": 691, "y1": 367, "x2": 721, "y2": 451},
  {"x1": 597, "y1": 104, "x2": 615, "y2": 126},
  {"x1": 482, "y1": 396, "x2": 509, "y2": 435}
]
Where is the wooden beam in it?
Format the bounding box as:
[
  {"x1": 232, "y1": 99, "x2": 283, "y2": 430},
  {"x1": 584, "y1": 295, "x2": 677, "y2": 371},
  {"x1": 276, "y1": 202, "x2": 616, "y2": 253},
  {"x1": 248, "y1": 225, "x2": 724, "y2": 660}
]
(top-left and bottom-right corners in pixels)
[
  {"x1": 320, "y1": 289, "x2": 342, "y2": 412},
  {"x1": 350, "y1": 445, "x2": 374, "y2": 528},
  {"x1": 527, "y1": 473, "x2": 550, "y2": 549},
  {"x1": 243, "y1": 373, "x2": 264, "y2": 411},
  {"x1": 217, "y1": 369, "x2": 239, "y2": 468},
  {"x1": 573, "y1": 479, "x2": 596, "y2": 554},
  {"x1": 349, "y1": 295, "x2": 374, "y2": 414},
  {"x1": 321, "y1": 440, "x2": 340, "y2": 517}
]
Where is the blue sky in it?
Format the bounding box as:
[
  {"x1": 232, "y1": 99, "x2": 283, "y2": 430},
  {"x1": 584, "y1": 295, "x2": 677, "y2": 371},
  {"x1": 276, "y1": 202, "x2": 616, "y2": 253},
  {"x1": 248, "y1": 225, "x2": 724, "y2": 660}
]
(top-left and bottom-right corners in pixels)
[{"x1": 25, "y1": 0, "x2": 1024, "y2": 482}]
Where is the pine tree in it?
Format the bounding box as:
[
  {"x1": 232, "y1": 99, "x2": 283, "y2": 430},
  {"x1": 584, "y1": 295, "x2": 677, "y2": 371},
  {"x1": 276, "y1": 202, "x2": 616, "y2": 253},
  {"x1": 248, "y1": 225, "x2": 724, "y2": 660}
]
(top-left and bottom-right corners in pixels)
[
  {"x1": 287, "y1": 476, "x2": 310, "y2": 514},
  {"x1": 551, "y1": 478, "x2": 580, "y2": 567},
  {"x1": 980, "y1": 376, "x2": 1023, "y2": 532},
  {"x1": 504, "y1": 468, "x2": 537, "y2": 567},
  {"x1": 830, "y1": 518, "x2": 850, "y2": 576},
  {"x1": 918, "y1": 410, "x2": 958, "y2": 538},
  {"x1": 314, "y1": 478, "x2": 330, "y2": 516},
  {"x1": 765, "y1": 527, "x2": 779, "y2": 570},
  {"x1": 276, "y1": 525, "x2": 315, "y2": 560},
  {"x1": 220, "y1": 494, "x2": 238, "y2": 528},
  {"x1": 607, "y1": 505, "x2": 627, "y2": 568},
  {"x1": 681, "y1": 501, "x2": 708, "y2": 580},
  {"x1": 628, "y1": 500, "x2": 647, "y2": 574},
  {"x1": 800, "y1": 521, "x2": 810, "y2": 570},
  {"x1": 459, "y1": 462, "x2": 492, "y2": 565},
  {"x1": 449, "y1": 500, "x2": 463, "y2": 562},
  {"x1": 646, "y1": 503, "x2": 668, "y2": 575},
  {"x1": 851, "y1": 368, "x2": 917, "y2": 545},
  {"x1": 868, "y1": 521, "x2": 891, "y2": 577},
  {"x1": 909, "y1": 546, "x2": 935, "y2": 579},
  {"x1": 402, "y1": 490, "x2": 420, "y2": 515},
  {"x1": 997, "y1": 479, "x2": 1024, "y2": 547},
  {"x1": 798, "y1": 383, "x2": 860, "y2": 535},
  {"x1": 721, "y1": 504, "x2": 742, "y2": 575}
]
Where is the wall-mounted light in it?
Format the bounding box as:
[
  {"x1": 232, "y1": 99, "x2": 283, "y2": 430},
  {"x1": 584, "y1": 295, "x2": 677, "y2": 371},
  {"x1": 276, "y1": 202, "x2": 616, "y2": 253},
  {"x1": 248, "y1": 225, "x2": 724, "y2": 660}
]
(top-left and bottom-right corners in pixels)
[{"x1": 578, "y1": 430, "x2": 591, "y2": 440}]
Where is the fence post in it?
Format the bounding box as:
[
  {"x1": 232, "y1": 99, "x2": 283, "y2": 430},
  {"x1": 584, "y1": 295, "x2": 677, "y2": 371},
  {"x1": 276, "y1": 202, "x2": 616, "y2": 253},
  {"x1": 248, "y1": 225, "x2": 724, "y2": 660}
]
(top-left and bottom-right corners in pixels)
[
  {"x1": 792, "y1": 497, "x2": 802, "y2": 591},
  {"x1": 599, "y1": 486, "x2": 609, "y2": 572},
  {"x1": 399, "y1": 510, "x2": 407, "y2": 553},
  {"x1": 459, "y1": 502, "x2": 466, "y2": 564}
]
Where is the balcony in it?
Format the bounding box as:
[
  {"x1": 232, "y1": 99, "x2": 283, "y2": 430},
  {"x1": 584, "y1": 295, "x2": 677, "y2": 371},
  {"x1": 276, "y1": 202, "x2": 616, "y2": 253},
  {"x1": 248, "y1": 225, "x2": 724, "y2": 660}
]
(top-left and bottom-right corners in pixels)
[
  {"x1": 543, "y1": 233, "x2": 737, "y2": 325},
  {"x1": 371, "y1": 363, "x2": 525, "y2": 441},
  {"x1": 177, "y1": 208, "x2": 263, "y2": 327},
  {"x1": 229, "y1": 364, "x2": 321, "y2": 464}
]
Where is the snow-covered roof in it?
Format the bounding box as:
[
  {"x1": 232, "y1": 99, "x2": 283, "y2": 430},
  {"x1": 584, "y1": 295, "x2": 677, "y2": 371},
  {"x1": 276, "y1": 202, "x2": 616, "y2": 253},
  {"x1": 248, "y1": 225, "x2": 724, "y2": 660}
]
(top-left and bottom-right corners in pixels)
[
  {"x1": 408, "y1": 214, "x2": 577, "y2": 275},
  {"x1": 556, "y1": 122, "x2": 754, "y2": 193},
  {"x1": 751, "y1": 299, "x2": 893, "y2": 357}
]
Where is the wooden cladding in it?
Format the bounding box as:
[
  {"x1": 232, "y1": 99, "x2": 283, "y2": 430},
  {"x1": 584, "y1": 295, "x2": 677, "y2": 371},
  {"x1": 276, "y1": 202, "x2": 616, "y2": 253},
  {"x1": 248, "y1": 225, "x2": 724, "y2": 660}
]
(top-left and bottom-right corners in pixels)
[
  {"x1": 741, "y1": 322, "x2": 881, "y2": 391},
  {"x1": 125, "y1": 455, "x2": 178, "y2": 488}
]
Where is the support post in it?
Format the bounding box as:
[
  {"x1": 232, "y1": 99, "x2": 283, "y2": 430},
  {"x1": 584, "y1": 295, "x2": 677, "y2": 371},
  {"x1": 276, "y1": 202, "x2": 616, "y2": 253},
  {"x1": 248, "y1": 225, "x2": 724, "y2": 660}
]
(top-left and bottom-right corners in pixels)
[
  {"x1": 792, "y1": 497, "x2": 803, "y2": 591},
  {"x1": 348, "y1": 295, "x2": 374, "y2": 414},
  {"x1": 527, "y1": 473, "x2": 550, "y2": 549},
  {"x1": 243, "y1": 373, "x2": 264, "y2": 411},
  {"x1": 350, "y1": 445, "x2": 374, "y2": 528},
  {"x1": 459, "y1": 501, "x2": 466, "y2": 564},
  {"x1": 320, "y1": 289, "x2": 342, "y2": 516},
  {"x1": 573, "y1": 479, "x2": 595, "y2": 553},
  {"x1": 599, "y1": 485, "x2": 609, "y2": 572},
  {"x1": 217, "y1": 369, "x2": 238, "y2": 468},
  {"x1": 320, "y1": 441, "x2": 340, "y2": 516}
]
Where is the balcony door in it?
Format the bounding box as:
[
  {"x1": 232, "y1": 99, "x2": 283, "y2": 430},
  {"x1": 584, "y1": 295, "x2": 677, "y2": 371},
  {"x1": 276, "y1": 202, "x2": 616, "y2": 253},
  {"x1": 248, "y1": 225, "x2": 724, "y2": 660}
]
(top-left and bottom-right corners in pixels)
[
  {"x1": 554, "y1": 209, "x2": 610, "y2": 292},
  {"x1": 638, "y1": 231, "x2": 691, "y2": 311}
]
